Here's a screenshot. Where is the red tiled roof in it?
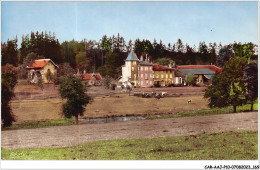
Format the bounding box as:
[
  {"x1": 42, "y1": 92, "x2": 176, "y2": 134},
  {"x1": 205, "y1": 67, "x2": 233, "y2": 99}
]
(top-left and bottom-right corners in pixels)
[
  {"x1": 74, "y1": 74, "x2": 102, "y2": 81},
  {"x1": 176, "y1": 65, "x2": 222, "y2": 73},
  {"x1": 26, "y1": 59, "x2": 58, "y2": 69},
  {"x1": 94, "y1": 74, "x2": 102, "y2": 80},
  {"x1": 153, "y1": 64, "x2": 173, "y2": 71}
]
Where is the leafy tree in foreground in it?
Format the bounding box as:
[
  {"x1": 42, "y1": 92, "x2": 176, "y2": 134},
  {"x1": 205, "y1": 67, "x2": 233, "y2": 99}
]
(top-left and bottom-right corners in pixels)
[
  {"x1": 244, "y1": 62, "x2": 258, "y2": 111},
  {"x1": 59, "y1": 74, "x2": 90, "y2": 124},
  {"x1": 205, "y1": 57, "x2": 248, "y2": 112},
  {"x1": 1, "y1": 65, "x2": 18, "y2": 127}
]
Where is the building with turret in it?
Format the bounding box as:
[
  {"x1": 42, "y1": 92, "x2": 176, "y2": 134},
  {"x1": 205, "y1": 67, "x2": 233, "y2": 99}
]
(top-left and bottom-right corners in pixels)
[{"x1": 121, "y1": 50, "x2": 140, "y2": 87}]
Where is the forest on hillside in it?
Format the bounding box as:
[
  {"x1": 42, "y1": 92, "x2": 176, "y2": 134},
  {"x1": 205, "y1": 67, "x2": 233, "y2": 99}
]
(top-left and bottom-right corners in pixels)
[{"x1": 1, "y1": 31, "x2": 258, "y2": 78}]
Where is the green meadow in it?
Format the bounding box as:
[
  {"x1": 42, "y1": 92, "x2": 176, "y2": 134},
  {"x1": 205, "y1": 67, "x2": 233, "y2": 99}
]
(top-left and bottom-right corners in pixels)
[{"x1": 1, "y1": 131, "x2": 257, "y2": 160}]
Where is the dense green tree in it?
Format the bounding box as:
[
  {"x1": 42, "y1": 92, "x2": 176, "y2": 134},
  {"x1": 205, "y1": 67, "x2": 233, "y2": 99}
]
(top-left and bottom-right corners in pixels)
[
  {"x1": 1, "y1": 38, "x2": 19, "y2": 66},
  {"x1": 1, "y1": 64, "x2": 18, "y2": 127},
  {"x1": 208, "y1": 42, "x2": 217, "y2": 64},
  {"x1": 59, "y1": 74, "x2": 90, "y2": 124},
  {"x1": 61, "y1": 41, "x2": 76, "y2": 68},
  {"x1": 76, "y1": 51, "x2": 87, "y2": 71},
  {"x1": 104, "y1": 51, "x2": 126, "y2": 78},
  {"x1": 233, "y1": 42, "x2": 257, "y2": 61},
  {"x1": 205, "y1": 57, "x2": 248, "y2": 112},
  {"x1": 216, "y1": 47, "x2": 234, "y2": 67},
  {"x1": 154, "y1": 58, "x2": 174, "y2": 66},
  {"x1": 20, "y1": 31, "x2": 63, "y2": 64},
  {"x1": 244, "y1": 62, "x2": 258, "y2": 111}
]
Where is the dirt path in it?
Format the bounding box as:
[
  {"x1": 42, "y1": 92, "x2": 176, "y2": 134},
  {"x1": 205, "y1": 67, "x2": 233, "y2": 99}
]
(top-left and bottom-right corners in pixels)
[{"x1": 1, "y1": 112, "x2": 258, "y2": 149}]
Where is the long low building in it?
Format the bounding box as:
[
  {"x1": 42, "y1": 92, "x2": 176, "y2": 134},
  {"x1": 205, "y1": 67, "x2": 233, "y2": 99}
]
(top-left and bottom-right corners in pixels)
[{"x1": 176, "y1": 65, "x2": 222, "y2": 85}]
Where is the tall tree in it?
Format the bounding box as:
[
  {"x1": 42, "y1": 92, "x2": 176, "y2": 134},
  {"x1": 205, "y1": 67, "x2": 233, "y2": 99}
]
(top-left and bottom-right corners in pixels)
[
  {"x1": 61, "y1": 41, "x2": 76, "y2": 68},
  {"x1": 176, "y1": 38, "x2": 184, "y2": 53},
  {"x1": 205, "y1": 57, "x2": 248, "y2": 112},
  {"x1": 1, "y1": 38, "x2": 19, "y2": 66},
  {"x1": 59, "y1": 74, "x2": 90, "y2": 124},
  {"x1": 233, "y1": 42, "x2": 256, "y2": 61},
  {"x1": 244, "y1": 62, "x2": 258, "y2": 110},
  {"x1": 1, "y1": 64, "x2": 18, "y2": 127},
  {"x1": 20, "y1": 31, "x2": 63, "y2": 64}
]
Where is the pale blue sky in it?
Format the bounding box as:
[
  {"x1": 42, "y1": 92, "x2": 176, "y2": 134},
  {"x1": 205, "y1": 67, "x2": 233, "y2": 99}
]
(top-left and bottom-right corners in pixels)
[{"x1": 1, "y1": 1, "x2": 258, "y2": 48}]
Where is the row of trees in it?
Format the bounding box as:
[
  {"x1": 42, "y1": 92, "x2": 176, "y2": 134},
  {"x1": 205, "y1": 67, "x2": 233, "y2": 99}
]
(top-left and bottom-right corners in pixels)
[
  {"x1": 205, "y1": 56, "x2": 258, "y2": 113},
  {"x1": 2, "y1": 31, "x2": 258, "y2": 79}
]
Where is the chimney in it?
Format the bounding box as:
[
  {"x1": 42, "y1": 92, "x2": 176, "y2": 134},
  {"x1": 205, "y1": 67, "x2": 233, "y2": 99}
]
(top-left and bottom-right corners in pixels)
[
  {"x1": 83, "y1": 69, "x2": 86, "y2": 74},
  {"x1": 77, "y1": 69, "x2": 79, "y2": 74}
]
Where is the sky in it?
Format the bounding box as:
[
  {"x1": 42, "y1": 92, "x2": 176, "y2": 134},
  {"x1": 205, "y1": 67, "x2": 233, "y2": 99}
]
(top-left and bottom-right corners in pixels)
[{"x1": 1, "y1": 1, "x2": 258, "y2": 48}]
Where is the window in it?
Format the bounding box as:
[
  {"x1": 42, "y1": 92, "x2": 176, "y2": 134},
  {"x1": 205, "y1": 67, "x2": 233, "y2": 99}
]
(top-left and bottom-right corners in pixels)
[
  {"x1": 161, "y1": 74, "x2": 164, "y2": 78},
  {"x1": 141, "y1": 81, "x2": 143, "y2": 85},
  {"x1": 146, "y1": 80, "x2": 148, "y2": 85},
  {"x1": 170, "y1": 74, "x2": 172, "y2": 78},
  {"x1": 150, "y1": 74, "x2": 153, "y2": 78},
  {"x1": 141, "y1": 67, "x2": 143, "y2": 71},
  {"x1": 166, "y1": 74, "x2": 168, "y2": 78},
  {"x1": 141, "y1": 74, "x2": 143, "y2": 78},
  {"x1": 134, "y1": 74, "x2": 136, "y2": 79},
  {"x1": 132, "y1": 67, "x2": 134, "y2": 71},
  {"x1": 133, "y1": 61, "x2": 136, "y2": 65},
  {"x1": 150, "y1": 81, "x2": 153, "y2": 85},
  {"x1": 150, "y1": 67, "x2": 152, "y2": 71},
  {"x1": 145, "y1": 74, "x2": 148, "y2": 79}
]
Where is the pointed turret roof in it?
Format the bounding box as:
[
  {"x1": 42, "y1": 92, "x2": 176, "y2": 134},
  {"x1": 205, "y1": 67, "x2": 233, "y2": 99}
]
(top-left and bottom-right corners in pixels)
[{"x1": 125, "y1": 50, "x2": 139, "y2": 61}]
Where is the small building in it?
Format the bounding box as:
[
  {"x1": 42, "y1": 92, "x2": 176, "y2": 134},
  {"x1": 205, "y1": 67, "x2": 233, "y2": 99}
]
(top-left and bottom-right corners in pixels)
[
  {"x1": 138, "y1": 56, "x2": 153, "y2": 88},
  {"x1": 174, "y1": 69, "x2": 186, "y2": 85},
  {"x1": 153, "y1": 64, "x2": 175, "y2": 86},
  {"x1": 74, "y1": 73, "x2": 102, "y2": 86},
  {"x1": 26, "y1": 59, "x2": 58, "y2": 83},
  {"x1": 176, "y1": 65, "x2": 222, "y2": 85}
]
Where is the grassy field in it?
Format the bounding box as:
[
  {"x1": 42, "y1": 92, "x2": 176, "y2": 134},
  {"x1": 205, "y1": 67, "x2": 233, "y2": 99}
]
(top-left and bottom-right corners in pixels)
[
  {"x1": 10, "y1": 98, "x2": 64, "y2": 123},
  {"x1": 10, "y1": 94, "x2": 208, "y2": 124},
  {"x1": 1, "y1": 131, "x2": 257, "y2": 160},
  {"x1": 147, "y1": 102, "x2": 258, "y2": 120},
  {"x1": 4, "y1": 99, "x2": 257, "y2": 131}
]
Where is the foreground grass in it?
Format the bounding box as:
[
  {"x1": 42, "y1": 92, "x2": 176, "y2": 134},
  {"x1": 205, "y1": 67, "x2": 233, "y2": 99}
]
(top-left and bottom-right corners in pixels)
[
  {"x1": 2, "y1": 118, "x2": 74, "y2": 131},
  {"x1": 147, "y1": 102, "x2": 258, "y2": 120},
  {"x1": 1, "y1": 131, "x2": 258, "y2": 160}
]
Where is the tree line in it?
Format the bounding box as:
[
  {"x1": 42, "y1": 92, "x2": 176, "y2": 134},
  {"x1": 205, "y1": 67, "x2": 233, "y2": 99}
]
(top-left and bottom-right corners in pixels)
[
  {"x1": 2, "y1": 31, "x2": 258, "y2": 79},
  {"x1": 1, "y1": 31, "x2": 258, "y2": 127}
]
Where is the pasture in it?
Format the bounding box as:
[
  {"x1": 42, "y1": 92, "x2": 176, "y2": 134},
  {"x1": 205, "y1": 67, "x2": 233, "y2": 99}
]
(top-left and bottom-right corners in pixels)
[{"x1": 10, "y1": 94, "x2": 208, "y2": 124}]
